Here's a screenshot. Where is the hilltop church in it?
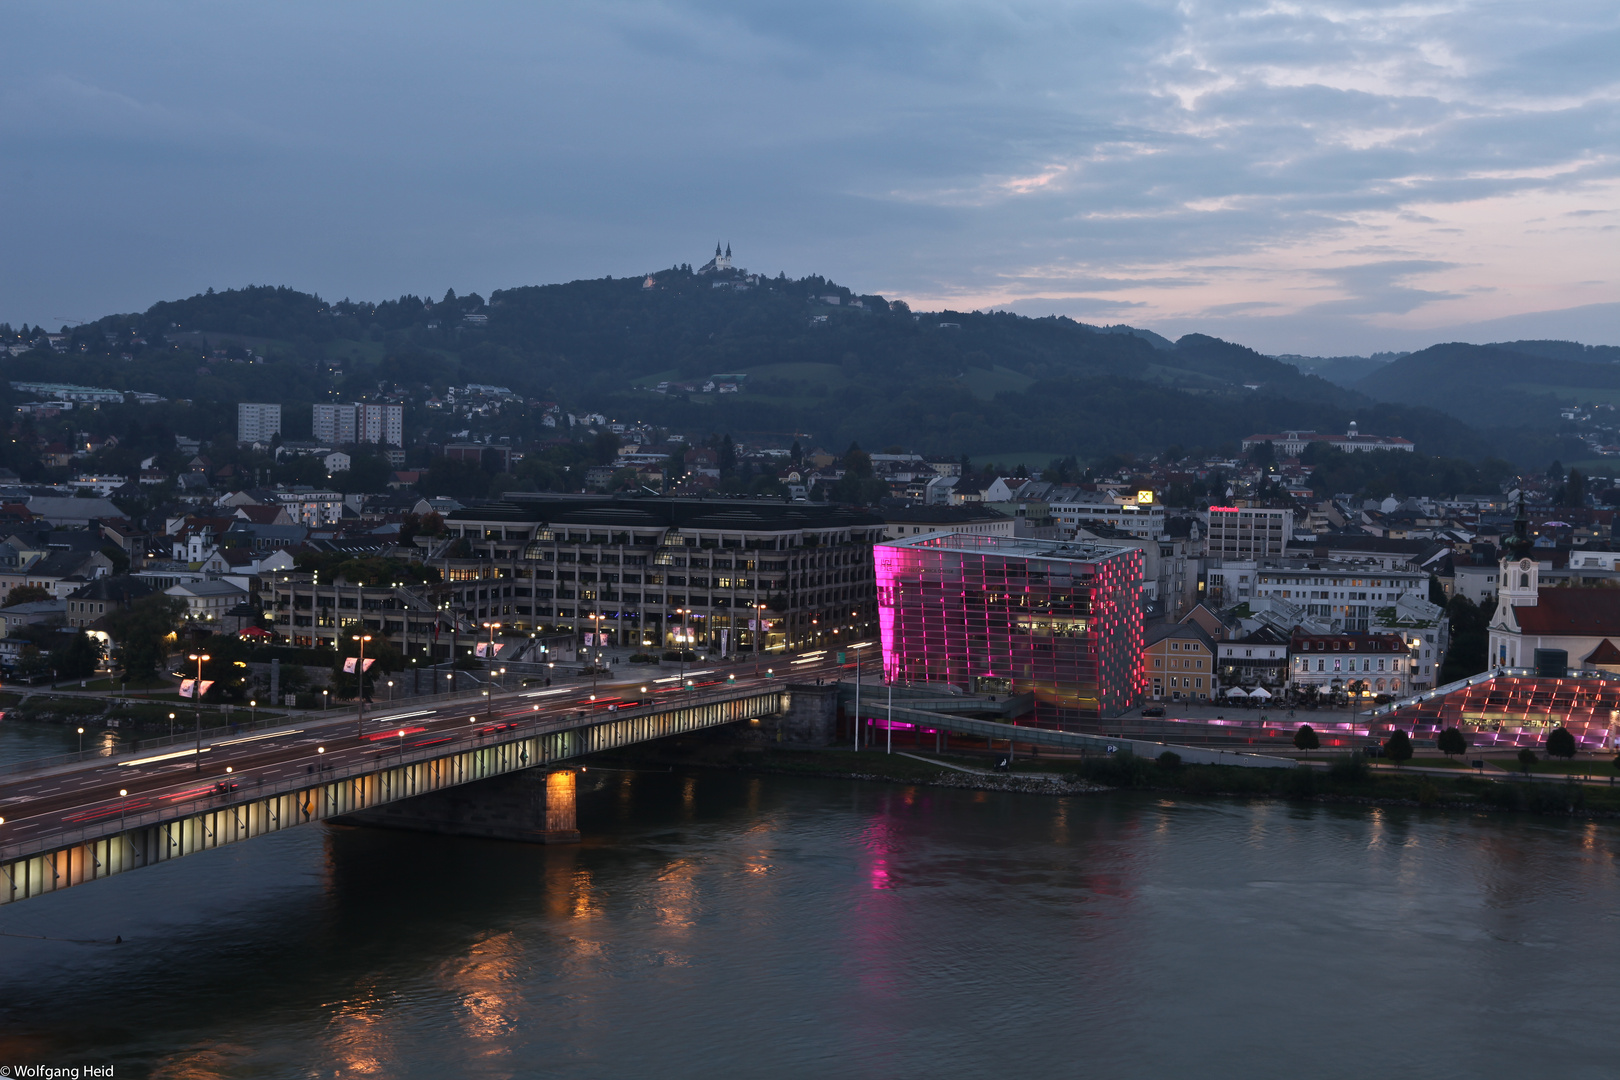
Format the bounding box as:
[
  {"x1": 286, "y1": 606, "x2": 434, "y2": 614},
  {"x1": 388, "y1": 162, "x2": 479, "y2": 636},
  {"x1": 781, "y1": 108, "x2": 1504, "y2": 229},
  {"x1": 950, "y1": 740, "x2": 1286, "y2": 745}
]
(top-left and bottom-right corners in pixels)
[
  {"x1": 1488, "y1": 496, "x2": 1620, "y2": 673},
  {"x1": 697, "y1": 242, "x2": 732, "y2": 274}
]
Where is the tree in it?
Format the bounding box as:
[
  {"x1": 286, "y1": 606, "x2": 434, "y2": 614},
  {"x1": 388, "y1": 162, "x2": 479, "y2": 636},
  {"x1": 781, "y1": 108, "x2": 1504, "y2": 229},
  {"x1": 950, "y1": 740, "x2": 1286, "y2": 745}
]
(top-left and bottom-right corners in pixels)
[
  {"x1": 1518, "y1": 747, "x2": 1538, "y2": 773},
  {"x1": 51, "y1": 629, "x2": 103, "y2": 680},
  {"x1": 3, "y1": 584, "x2": 52, "y2": 608},
  {"x1": 103, "y1": 594, "x2": 186, "y2": 679},
  {"x1": 1546, "y1": 726, "x2": 1577, "y2": 759},
  {"x1": 1383, "y1": 729, "x2": 1413, "y2": 765},
  {"x1": 1437, "y1": 726, "x2": 1469, "y2": 759},
  {"x1": 1293, "y1": 724, "x2": 1320, "y2": 751}
]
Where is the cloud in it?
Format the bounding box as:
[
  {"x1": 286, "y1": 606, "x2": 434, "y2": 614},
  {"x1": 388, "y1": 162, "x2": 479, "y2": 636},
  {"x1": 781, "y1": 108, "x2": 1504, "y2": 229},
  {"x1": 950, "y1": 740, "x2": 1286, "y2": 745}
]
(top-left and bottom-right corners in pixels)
[{"x1": 0, "y1": 0, "x2": 1613, "y2": 352}]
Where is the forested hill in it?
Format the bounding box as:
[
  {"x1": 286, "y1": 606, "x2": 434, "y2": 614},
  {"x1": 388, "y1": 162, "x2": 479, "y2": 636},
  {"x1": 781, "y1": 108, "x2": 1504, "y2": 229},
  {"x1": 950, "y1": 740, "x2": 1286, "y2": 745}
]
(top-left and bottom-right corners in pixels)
[{"x1": 1, "y1": 270, "x2": 1591, "y2": 465}]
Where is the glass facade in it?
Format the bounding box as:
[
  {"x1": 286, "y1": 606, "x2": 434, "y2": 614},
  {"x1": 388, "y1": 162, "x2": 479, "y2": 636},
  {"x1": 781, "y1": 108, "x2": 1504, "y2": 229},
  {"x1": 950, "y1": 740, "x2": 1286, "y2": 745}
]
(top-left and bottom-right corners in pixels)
[{"x1": 875, "y1": 534, "x2": 1144, "y2": 722}]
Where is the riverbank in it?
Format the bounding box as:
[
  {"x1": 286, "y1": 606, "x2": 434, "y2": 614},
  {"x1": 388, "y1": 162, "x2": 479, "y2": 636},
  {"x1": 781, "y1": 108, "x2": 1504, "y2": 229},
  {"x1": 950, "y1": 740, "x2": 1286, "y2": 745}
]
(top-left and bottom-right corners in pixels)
[{"x1": 605, "y1": 739, "x2": 1620, "y2": 820}]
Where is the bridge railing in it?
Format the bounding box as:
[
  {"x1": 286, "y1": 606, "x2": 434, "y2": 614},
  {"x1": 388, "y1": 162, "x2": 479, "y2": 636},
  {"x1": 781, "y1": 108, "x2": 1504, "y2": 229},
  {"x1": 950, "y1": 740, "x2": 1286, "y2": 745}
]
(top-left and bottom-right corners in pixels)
[{"x1": 0, "y1": 681, "x2": 786, "y2": 864}]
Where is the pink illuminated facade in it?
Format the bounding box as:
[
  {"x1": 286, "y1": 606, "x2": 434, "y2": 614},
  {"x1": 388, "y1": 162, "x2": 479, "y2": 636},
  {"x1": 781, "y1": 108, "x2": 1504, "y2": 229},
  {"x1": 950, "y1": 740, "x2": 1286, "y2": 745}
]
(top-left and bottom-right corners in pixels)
[{"x1": 875, "y1": 533, "x2": 1145, "y2": 722}]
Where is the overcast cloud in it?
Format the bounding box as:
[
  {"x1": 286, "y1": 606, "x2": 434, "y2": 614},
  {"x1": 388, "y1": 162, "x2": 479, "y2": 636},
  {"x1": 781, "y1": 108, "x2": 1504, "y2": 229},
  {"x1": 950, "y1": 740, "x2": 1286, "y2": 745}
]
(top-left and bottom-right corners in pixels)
[{"x1": 1, "y1": 0, "x2": 1616, "y2": 354}]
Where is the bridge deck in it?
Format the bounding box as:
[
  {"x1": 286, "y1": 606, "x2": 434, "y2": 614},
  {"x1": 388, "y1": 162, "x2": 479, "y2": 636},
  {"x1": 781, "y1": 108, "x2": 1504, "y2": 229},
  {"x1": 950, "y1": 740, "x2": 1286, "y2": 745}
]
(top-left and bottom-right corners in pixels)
[{"x1": 0, "y1": 676, "x2": 792, "y2": 907}]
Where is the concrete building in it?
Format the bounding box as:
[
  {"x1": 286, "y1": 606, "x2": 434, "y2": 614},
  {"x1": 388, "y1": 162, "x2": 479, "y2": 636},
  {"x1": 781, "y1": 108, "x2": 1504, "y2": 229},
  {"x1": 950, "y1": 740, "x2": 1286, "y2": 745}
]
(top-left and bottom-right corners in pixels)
[
  {"x1": 879, "y1": 505, "x2": 1014, "y2": 541},
  {"x1": 237, "y1": 403, "x2": 282, "y2": 445},
  {"x1": 1289, "y1": 632, "x2": 1415, "y2": 698},
  {"x1": 1143, "y1": 622, "x2": 1215, "y2": 702},
  {"x1": 1241, "y1": 423, "x2": 1414, "y2": 455},
  {"x1": 440, "y1": 495, "x2": 884, "y2": 653},
  {"x1": 315, "y1": 402, "x2": 404, "y2": 448},
  {"x1": 1049, "y1": 489, "x2": 1165, "y2": 541},
  {"x1": 1206, "y1": 505, "x2": 1293, "y2": 559}
]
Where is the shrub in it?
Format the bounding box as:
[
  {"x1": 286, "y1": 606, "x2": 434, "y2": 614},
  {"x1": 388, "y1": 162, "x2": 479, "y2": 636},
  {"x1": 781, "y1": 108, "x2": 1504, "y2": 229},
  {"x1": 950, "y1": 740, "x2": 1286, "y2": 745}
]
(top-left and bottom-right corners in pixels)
[
  {"x1": 1384, "y1": 729, "x2": 1413, "y2": 765},
  {"x1": 1546, "y1": 727, "x2": 1577, "y2": 760},
  {"x1": 1157, "y1": 750, "x2": 1182, "y2": 769},
  {"x1": 1285, "y1": 765, "x2": 1318, "y2": 799},
  {"x1": 1329, "y1": 753, "x2": 1370, "y2": 782},
  {"x1": 1437, "y1": 727, "x2": 1469, "y2": 759},
  {"x1": 1293, "y1": 724, "x2": 1320, "y2": 751},
  {"x1": 1518, "y1": 747, "x2": 1538, "y2": 773}
]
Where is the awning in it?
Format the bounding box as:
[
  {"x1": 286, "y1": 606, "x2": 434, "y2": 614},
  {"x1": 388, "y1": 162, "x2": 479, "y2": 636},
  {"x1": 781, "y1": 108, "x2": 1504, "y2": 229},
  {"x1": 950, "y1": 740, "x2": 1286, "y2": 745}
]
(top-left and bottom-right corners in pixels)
[{"x1": 1248, "y1": 686, "x2": 1272, "y2": 699}]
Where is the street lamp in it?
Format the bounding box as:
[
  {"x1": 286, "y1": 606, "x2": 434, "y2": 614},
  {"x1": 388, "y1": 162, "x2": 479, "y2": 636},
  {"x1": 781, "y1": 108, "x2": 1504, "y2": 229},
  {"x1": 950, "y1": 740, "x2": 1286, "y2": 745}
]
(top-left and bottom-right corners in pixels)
[
  {"x1": 77, "y1": 726, "x2": 84, "y2": 754},
  {"x1": 187, "y1": 652, "x2": 210, "y2": 771},
  {"x1": 352, "y1": 633, "x2": 372, "y2": 738},
  {"x1": 482, "y1": 621, "x2": 502, "y2": 716},
  {"x1": 387, "y1": 679, "x2": 394, "y2": 703},
  {"x1": 250, "y1": 699, "x2": 257, "y2": 726},
  {"x1": 851, "y1": 642, "x2": 868, "y2": 752},
  {"x1": 755, "y1": 602, "x2": 766, "y2": 676}
]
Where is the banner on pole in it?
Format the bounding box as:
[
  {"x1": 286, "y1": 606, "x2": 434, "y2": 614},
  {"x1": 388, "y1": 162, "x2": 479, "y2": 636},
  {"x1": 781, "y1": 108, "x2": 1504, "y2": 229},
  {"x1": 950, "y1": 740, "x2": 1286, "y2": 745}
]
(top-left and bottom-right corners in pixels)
[{"x1": 342, "y1": 657, "x2": 376, "y2": 674}]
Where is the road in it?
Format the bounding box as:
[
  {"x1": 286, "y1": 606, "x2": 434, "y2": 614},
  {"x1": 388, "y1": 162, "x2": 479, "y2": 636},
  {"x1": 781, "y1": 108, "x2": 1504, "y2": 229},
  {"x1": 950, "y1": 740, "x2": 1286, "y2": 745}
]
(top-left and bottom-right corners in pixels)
[{"x1": 0, "y1": 653, "x2": 849, "y2": 854}]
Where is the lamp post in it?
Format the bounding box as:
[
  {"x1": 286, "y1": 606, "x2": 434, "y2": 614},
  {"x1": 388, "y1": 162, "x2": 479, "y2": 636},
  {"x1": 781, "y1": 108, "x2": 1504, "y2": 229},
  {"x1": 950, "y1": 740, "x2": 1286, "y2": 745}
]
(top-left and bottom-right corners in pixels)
[
  {"x1": 755, "y1": 602, "x2": 766, "y2": 676},
  {"x1": 675, "y1": 608, "x2": 688, "y2": 684},
  {"x1": 250, "y1": 699, "x2": 257, "y2": 726},
  {"x1": 481, "y1": 621, "x2": 502, "y2": 716},
  {"x1": 168, "y1": 711, "x2": 175, "y2": 738},
  {"x1": 352, "y1": 633, "x2": 372, "y2": 739},
  {"x1": 387, "y1": 679, "x2": 394, "y2": 703},
  {"x1": 852, "y1": 642, "x2": 867, "y2": 752},
  {"x1": 187, "y1": 652, "x2": 209, "y2": 771},
  {"x1": 77, "y1": 726, "x2": 84, "y2": 754}
]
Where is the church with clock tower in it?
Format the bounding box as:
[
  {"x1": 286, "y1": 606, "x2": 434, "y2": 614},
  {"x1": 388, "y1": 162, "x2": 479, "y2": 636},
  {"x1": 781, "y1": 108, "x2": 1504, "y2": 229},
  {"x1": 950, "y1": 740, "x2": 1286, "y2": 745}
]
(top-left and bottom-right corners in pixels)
[{"x1": 1488, "y1": 495, "x2": 1620, "y2": 673}]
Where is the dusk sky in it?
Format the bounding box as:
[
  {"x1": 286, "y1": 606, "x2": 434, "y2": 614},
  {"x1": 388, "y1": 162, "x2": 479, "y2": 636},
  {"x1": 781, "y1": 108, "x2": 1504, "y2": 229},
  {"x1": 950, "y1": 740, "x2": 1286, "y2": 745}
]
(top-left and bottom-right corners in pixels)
[{"x1": 3, "y1": 0, "x2": 1616, "y2": 355}]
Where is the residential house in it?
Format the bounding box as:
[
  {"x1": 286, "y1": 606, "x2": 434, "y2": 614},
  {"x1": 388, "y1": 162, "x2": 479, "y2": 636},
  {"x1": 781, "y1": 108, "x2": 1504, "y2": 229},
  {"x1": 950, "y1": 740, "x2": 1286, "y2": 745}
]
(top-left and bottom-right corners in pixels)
[{"x1": 1143, "y1": 622, "x2": 1216, "y2": 701}]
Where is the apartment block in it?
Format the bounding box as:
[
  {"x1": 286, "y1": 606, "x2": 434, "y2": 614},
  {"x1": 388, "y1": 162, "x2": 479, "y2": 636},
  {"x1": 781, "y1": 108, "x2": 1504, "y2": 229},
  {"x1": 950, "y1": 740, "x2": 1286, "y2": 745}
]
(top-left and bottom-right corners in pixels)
[{"x1": 237, "y1": 402, "x2": 281, "y2": 444}]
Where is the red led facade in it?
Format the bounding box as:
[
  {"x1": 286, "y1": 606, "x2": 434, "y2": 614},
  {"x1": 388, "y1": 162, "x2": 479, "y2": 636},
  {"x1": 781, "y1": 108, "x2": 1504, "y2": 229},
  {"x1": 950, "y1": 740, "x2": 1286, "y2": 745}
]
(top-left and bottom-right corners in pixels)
[{"x1": 875, "y1": 534, "x2": 1145, "y2": 722}]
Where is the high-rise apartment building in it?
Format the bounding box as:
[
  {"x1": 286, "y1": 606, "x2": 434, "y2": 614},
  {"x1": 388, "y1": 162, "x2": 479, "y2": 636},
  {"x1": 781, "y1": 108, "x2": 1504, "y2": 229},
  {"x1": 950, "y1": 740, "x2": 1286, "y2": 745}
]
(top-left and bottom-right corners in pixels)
[
  {"x1": 312, "y1": 402, "x2": 403, "y2": 447},
  {"x1": 237, "y1": 403, "x2": 281, "y2": 444},
  {"x1": 875, "y1": 533, "x2": 1144, "y2": 721},
  {"x1": 1205, "y1": 505, "x2": 1293, "y2": 559}
]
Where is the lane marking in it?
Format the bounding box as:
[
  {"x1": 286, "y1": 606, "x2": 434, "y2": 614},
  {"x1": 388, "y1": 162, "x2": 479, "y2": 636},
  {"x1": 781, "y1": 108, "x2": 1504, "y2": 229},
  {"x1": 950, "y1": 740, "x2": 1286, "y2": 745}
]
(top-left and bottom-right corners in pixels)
[
  {"x1": 213, "y1": 729, "x2": 304, "y2": 747},
  {"x1": 119, "y1": 748, "x2": 211, "y2": 767}
]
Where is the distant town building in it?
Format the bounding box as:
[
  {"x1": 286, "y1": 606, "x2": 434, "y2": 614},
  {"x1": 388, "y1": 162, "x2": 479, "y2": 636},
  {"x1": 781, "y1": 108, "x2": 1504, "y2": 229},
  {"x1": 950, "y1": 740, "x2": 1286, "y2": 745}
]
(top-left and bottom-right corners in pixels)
[
  {"x1": 313, "y1": 402, "x2": 403, "y2": 448},
  {"x1": 237, "y1": 402, "x2": 282, "y2": 445},
  {"x1": 1206, "y1": 506, "x2": 1293, "y2": 559},
  {"x1": 1241, "y1": 422, "x2": 1414, "y2": 455}
]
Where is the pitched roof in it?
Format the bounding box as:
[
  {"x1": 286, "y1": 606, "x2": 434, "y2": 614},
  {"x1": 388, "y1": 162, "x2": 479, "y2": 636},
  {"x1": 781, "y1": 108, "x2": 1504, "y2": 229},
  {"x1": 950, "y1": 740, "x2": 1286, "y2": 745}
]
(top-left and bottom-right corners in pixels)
[
  {"x1": 1513, "y1": 589, "x2": 1620, "y2": 637},
  {"x1": 1584, "y1": 638, "x2": 1620, "y2": 665}
]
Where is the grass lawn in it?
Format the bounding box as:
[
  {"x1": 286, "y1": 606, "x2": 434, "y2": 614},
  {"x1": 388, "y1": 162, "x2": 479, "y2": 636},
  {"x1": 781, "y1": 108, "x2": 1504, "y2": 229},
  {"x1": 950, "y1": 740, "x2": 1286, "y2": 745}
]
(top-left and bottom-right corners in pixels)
[
  {"x1": 81, "y1": 675, "x2": 174, "y2": 692},
  {"x1": 1484, "y1": 757, "x2": 1620, "y2": 778}
]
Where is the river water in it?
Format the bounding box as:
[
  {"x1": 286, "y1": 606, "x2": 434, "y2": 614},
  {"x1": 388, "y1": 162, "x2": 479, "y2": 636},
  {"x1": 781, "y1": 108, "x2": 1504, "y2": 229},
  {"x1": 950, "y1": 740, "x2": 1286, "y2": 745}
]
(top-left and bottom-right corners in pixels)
[{"x1": 2, "y1": 718, "x2": 1619, "y2": 1079}]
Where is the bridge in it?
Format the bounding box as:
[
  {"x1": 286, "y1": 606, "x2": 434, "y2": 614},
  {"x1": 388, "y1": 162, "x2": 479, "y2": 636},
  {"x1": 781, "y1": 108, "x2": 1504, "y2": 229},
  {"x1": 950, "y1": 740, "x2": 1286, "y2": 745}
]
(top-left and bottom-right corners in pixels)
[
  {"x1": 2, "y1": 664, "x2": 1295, "y2": 907},
  {"x1": 0, "y1": 662, "x2": 836, "y2": 908}
]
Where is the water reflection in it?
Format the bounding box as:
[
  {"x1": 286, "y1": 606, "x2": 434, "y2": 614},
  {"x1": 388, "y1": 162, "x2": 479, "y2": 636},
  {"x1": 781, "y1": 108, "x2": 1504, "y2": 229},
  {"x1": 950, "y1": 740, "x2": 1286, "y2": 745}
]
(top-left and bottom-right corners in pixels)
[{"x1": 1, "y1": 771, "x2": 1619, "y2": 1078}]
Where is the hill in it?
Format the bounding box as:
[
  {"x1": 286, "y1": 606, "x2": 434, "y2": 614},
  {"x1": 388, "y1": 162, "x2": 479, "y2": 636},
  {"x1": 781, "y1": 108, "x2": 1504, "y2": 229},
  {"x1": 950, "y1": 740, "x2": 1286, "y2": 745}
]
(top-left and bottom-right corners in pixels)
[
  {"x1": 1354, "y1": 342, "x2": 1620, "y2": 427},
  {"x1": 1, "y1": 270, "x2": 1601, "y2": 467}
]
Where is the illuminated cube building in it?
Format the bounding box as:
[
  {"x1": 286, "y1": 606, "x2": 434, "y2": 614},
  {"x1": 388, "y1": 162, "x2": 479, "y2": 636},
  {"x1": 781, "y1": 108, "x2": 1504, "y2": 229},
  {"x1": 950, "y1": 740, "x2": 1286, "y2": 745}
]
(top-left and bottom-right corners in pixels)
[{"x1": 875, "y1": 533, "x2": 1144, "y2": 722}]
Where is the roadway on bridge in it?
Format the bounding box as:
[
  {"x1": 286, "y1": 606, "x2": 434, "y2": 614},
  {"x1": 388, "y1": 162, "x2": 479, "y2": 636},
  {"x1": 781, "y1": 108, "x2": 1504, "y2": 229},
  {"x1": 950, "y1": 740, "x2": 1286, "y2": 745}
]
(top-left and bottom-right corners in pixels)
[{"x1": 0, "y1": 656, "x2": 847, "y2": 853}]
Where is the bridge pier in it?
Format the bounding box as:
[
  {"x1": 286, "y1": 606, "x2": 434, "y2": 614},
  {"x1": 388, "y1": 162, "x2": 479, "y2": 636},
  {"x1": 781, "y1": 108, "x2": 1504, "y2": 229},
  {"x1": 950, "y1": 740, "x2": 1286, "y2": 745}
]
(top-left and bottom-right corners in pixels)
[
  {"x1": 781, "y1": 683, "x2": 839, "y2": 745},
  {"x1": 332, "y1": 767, "x2": 579, "y2": 844}
]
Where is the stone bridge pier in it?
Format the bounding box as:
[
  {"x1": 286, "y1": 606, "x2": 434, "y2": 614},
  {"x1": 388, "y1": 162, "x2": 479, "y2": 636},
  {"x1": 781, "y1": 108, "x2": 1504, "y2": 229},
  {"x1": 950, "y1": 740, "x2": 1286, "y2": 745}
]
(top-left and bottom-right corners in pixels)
[{"x1": 333, "y1": 768, "x2": 579, "y2": 844}]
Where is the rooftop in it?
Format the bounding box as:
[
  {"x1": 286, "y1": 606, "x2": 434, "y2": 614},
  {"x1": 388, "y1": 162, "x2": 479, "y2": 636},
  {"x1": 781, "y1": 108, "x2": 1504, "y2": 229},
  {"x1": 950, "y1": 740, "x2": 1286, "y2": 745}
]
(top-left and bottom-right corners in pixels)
[{"x1": 882, "y1": 532, "x2": 1140, "y2": 564}]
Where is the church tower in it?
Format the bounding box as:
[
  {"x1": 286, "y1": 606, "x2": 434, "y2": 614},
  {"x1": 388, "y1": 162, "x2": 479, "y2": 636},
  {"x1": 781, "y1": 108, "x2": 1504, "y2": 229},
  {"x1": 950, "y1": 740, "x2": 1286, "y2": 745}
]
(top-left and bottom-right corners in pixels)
[{"x1": 1499, "y1": 491, "x2": 1539, "y2": 609}]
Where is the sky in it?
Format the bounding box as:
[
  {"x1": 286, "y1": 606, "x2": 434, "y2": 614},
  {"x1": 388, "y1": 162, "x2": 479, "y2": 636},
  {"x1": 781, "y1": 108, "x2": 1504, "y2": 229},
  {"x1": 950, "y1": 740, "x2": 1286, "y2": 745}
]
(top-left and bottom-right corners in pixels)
[{"x1": 1, "y1": 0, "x2": 1616, "y2": 356}]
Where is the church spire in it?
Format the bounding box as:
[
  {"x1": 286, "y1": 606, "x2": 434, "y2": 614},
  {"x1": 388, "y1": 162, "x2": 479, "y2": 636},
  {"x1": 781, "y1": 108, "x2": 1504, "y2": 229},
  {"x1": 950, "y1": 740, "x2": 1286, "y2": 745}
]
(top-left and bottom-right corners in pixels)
[{"x1": 1504, "y1": 490, "x2": 1534, "y2": 562}]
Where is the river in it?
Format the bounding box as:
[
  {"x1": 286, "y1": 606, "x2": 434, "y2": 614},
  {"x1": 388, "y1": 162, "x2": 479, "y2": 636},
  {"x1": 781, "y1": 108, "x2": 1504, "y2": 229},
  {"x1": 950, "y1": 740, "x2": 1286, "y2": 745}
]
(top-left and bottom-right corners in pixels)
[{"x1": 1, "y1": 717, "x2": 1618, "y2": 1078}]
